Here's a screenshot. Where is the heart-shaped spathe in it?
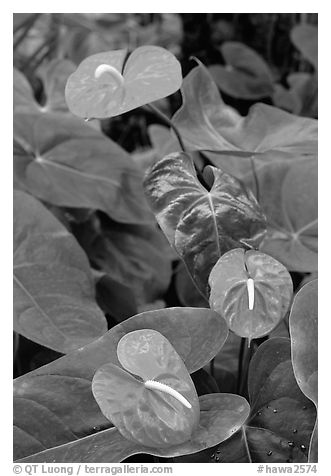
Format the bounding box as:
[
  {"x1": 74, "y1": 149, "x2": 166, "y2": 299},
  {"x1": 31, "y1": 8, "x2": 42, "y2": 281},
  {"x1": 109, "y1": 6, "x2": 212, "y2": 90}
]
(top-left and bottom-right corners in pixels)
[
  {"x1": 92, "y1": 329, "x2": 200, "y2": 448},
  {"x1": 65, "y1": 46, "x2": 182, "y2": 119}
]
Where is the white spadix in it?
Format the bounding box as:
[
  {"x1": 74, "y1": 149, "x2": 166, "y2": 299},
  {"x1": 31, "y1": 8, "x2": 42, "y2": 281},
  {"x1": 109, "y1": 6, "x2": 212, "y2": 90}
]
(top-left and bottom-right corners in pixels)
[
  {"x1": 144, "y1": 380, "x2": 192, "y2": 409},
  {"x1": 247, "y1": 278, "x2": 255, "y2": 310},
  {"x1": 94, "y1": 64, "x2": 125, "y2": 88}
]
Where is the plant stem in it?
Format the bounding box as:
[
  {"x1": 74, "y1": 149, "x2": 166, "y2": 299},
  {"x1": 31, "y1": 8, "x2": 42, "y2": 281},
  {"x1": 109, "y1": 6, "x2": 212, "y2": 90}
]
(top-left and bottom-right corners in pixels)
[
  {"x1": 146, "y1": 103, "x2": 186, "y2": 152},
  {"x1": 210, "y1": 358, "x2": 215, "y2": 378},
  {"x1": 14, "y1": 14, "x2": 40, "y2": 50},
  {"x1": 249, "y1": 156, "x2": 260, "y2": 202},
  {"x1": 238, "y1": 340, "x2": 255, "y2": 396},
  {"x1": 14, "y1": 13, "x2": 41, "y2": 34},
  {"x1": 21, "y1": 39, "x2": 50, "y2": 71},
  {"x1": 236, "y1": 337, "x2": 246, "y2": 394}
]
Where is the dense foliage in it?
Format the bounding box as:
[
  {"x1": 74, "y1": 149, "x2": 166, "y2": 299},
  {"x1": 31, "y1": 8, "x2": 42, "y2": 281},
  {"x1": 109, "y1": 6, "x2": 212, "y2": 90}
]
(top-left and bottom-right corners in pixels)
[{"x1": 13, "y1": 13, "x2": 317, "y2": 464}]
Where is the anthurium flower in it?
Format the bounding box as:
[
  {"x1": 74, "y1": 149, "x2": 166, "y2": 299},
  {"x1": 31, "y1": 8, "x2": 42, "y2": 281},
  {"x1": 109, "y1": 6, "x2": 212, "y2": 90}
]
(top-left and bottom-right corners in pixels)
[
  {"x1": 65, "y1": 46, "x2": 182, "y2": 119},
  {"x1": 209, "y1": 248, "x2": 293, "y2": 342},
  {"x1": 92, "y1": 329, "x2": 200, "y2": 448}
]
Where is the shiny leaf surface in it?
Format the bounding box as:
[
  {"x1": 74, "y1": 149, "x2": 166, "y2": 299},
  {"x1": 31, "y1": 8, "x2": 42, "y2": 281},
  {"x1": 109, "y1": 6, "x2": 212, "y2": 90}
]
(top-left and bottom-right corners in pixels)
[
  {"x1": 65, "y1": 46, "x2": 182, "y2": 119},
  {"x1": 172, "y1": 64, "x2": 317, "y2": 272},
  {"x1": 198, "y1": 338, "x2": 316, "y2": 463},
  {"x1": 289, "y1": 280, "x2": 318, "y2": 405},
  {"x1": 14, "y1": 111, "x2": 153, "y2": 224},
  {"x1": 209, "y1": 248, "x2": 293, "y2": 340},
  {"x1": 93, "y1": 330, "x2": 200, "y2": 447},
  {"x1": 13, "y1": 191, "x2": 107, "y2": 353},
  {"x1": 14, "y1": 307, "x2": 228, "y2": 459},
  {"x1": 143, "y1": 151, "x2": 266, "y2": 296},
  {"x1": 17, "y1": 394, "x2": 250, "y2": 462}
]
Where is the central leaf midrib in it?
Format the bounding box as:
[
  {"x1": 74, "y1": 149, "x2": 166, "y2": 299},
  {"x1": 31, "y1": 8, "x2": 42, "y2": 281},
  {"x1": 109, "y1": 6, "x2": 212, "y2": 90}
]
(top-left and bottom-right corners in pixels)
[
  {"x1": 34, "y1": 156, "x2": 121, "y2": 188},
  {"x1": 13, "y1": 273, "x2": 69, "y2": 341}
]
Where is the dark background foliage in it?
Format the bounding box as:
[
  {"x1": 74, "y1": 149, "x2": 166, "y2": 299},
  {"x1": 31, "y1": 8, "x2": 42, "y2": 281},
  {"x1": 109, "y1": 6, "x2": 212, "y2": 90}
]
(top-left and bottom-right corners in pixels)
[{"x1": 13, "y1": 13, "x2": 318, "y2": 464}]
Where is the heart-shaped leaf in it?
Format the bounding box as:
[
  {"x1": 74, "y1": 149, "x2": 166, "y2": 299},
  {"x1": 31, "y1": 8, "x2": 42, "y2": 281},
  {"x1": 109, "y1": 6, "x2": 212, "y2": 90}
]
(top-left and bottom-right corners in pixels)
[
  {"x1": 205, "y1": 153, "x2": 317, "y2": 272},
  {"x1": 17, "y1": 393, "x2": 249, "y2": 463},
  {"x1": 209, "y1": 248, "x2": 293, "y2": 340},
  {"x1": 289, "y1": 280, "x2": 318, "y2": 406},
  {"x1": 291, "y1": 24, "x2": 318, "y2": 69},
  {"x1": 173, "y1": 62, "x2": 317, "y2": 155},
  {"x1": 209, "y1": 42, "x2": 274, "y2": 100},
  {"x1": 181, "y1": 338, "x2": 316, "y2": 463},
  {"x1": 14, "y1": 307, "x2": 228, "y2": 460},
  {"x1": 143, "y1": 151, "x2": 266, "y2": 297},
  {"x1": 14, "y1": 111, "x2": 153, "y2": 224},
  {"x1": 65, "y1": 45, "x2": 182, "y2": 119},
  {"x1": 13, "y1": 191, "x2": 107, "y2": 353},
  {"x1": 258, "y1": 157, "x2": 317, "y2": 272},
  {"x1": 171, "y1": 63, "x2": 317, "y2": 272},
  {"x1": 93, "y1": 330, "x2": 200, "y2": 447}
]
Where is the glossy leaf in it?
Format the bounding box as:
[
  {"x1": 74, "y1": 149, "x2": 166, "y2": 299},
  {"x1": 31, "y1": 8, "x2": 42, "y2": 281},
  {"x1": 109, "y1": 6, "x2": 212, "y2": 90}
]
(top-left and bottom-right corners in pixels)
[
  {"x1": 209, "y1": 42, "x2": 274, "y2": 99},
  {"x1": 13, "y1": 191, "x2": 107, "y2": 353},
  {"x1": 65, "y1": 45, "x2": 182, "y2": 119},
  {"x1": 209, "y1": 248, "x2": 293, "y2": 340},
  {"x1": 143, "y1": 151, "x2": 266, "y2": 296},
  {"x1": 14, "y1": 307, "x2": 228, "y2": 459},
  {"x1": 309, "y1": 419, "x2": 318, "y2": 463},
  {"x1": 93, "y1": 330, "x2": 200, "y2": 447},
  {"x1": 14, "y1": 111, "x2": 153, "y2": 224},
  {"x1": 17, "y1": 393, "x2": 250, "y2": 463},
  {"x1": 209, "y1": 153, "x2": 317, "y2": 272},
  {"x1": 291, "y1": 24, "x2": 318, "y2": 69},
  {"x1": 172, "y1": 66, "x2": 317, "y2": 272},
  {"x1": 193, "y1": 338, "x2": 316, "y2": 463},
  {"x1": 173, "y1": 62, "x2": 317, "y2": 155},
  {"x1": 289, "y1": 280, "x2": 318, "y2": 405}
]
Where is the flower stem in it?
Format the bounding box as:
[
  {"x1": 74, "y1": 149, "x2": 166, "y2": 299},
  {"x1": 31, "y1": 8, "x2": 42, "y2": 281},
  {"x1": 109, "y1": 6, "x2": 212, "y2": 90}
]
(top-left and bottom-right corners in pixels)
[
  {"x1": 146, "y1": 103, "x2": 186, "y2": 152},
  {"x1": 249, "y1": 156, "x2": 260, "y2": 202}
]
